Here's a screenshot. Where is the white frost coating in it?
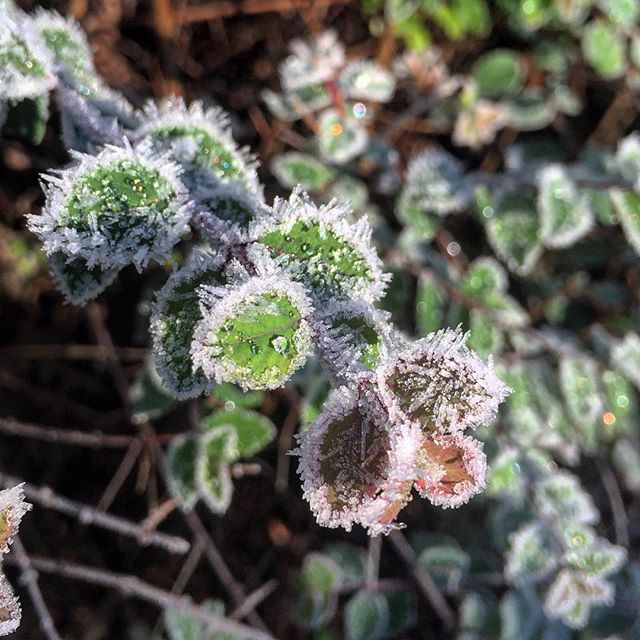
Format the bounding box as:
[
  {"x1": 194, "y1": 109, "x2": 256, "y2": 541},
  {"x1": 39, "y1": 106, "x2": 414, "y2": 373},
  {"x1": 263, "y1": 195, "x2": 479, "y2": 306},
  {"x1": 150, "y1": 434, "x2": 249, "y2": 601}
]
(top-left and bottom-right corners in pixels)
[
  {"x1": 504, "y1": 521, "x2": 558, "y2": 585},
  {"x1": 377, "y1": 327, "x2": 510, "y2": 435},
  {"x1": 544, "y1": 570, "x2": 614, "y2": 630},
  {"x1": 151, "y1": 250, "x2": 227, "y2": 399},
  {"x1": 28, "y1": 141, "x2": 192, "y2": 270},
  {"x1": 310, "y1": 299, "x2": 392, "y2": 382},
  {"x1": 317, "y1": 108, "x2": 369, "y2": 165},
  {"x1": 611, "y1": 332, "x2": 640, "y2": 390},
  {"x1": 192, "y1": 178, "x2": 266, "y2": 247},
  {"x1": 534, "y1": 470, "x2": 599, "y2": 525},
  {"x1": 402, "y1": 148, "x2": 472, "y2": 216},
  {"x1": 0, "y1": 12, "x2": 56, "y2": 102},
  {"x1": 133, "y1": 97, "x2": 262, "y2": 198},
  {"x1": 340, "y1": 60, "x2": 396, "y2": 103},
  {"x1": 192, "y1": 274, "x2": 314, "y2": 390},
  {"x1": 195, "y1": 427, "x2": 236, "y2": 514},
  {"x1": 537, "y1": 164, "x2": 594, "y2": 249},
  {"x1": 47, "y1": 252, "x2": 120, "y2": 305},
  {"x1": 295, "y1": 381, "x2": 418, "y2": 535},
  {"x1": 0, "y1": 573, "x2": 21, "y2": 636},
  {"x1": 615, "y1": 132, "x2": 640, "y2": 188},
  {"x1": 0, "y1": 484, "x2": 30, "y2": 554},
  {"x1": 280, "y1": 30, "x2": 345, "y2": 91},
  {"x1": 414, "y1": 433, "x2": 487, "y2": 508},
  {"x1": 251, "y1": 188, "x2": 390, "y2": 303}
]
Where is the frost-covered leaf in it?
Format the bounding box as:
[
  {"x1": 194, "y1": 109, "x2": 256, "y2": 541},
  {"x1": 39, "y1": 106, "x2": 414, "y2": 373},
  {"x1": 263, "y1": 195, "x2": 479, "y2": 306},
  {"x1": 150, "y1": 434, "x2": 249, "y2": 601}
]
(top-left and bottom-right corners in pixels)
[
  {"x1": 135, "y1": 98, "x2": 261, "y2": 197},
  {"x1": 344, "y1": 590, "x2": 389, "y2": 640},
  {"x1": 400, "y1": 148, "x2": 472, "y2": 216},
  {"x1": 384, "y1": 588, "x2": 417, "y2": 636},
  {"x1": 505, "y1": 522, "x2": 558, "y2": 585},
  {"x1": 453, "y1": 100, "x2": 508, "y2": 150},
  {"x1": 472, "y1": 49, "x2": 525, "y2": 98},
  {"x1": 0, "y1": 13, "x2": 55, "y2": 102},
  {"x1": 340, "y1": 61, "x2": 396, "y2": 103},
  {"x1": 279, "y1": 30, "x2": 345, "y2": 92},
  {"x1": 537, "y1": 165, "x2": 594, "y2": 248},
  {"x1": 0, "y1": 485, "x2": 30, "y2": 554},
  {"x1": 192, "y1": 274, "x2": 312, "y2": 390},
  {"x1": 297, "y1": 384, "x2": 415, "y2": 534},
  {"x1": 151, "y1": 252, "x2": 226, "y2": 399},
  {"x1": 202, "y1": 408, "x2": 276, "y2": 459},
  {"x1": 326, "y1": 176, "x2": 369, "y2": 210},
  {"x1": 544, "y1": 570, "x2": 614, "y2": 629},
  {"x1": 610, "y1": 189, "x2": 640, "y2": 255},
  {"x1": 600, "y1": 368, "x2": 637, "y2": 437},
  {"x1": 415, "y1": 274, "x2": 447, "y2": 335},
  {"x1": 129, "y1": 360, "x2": 175, "y2": 422},
  {"x1": 534, "y1": 471, "x2": 598, "y2": 525},
  {"x1": 504, "y1": 91, "x2": 554, "y2": 132},
  {"x1": 313, "y1": 300, "x2": 391, "y2": 380},
  {"x1": 417, "y1": 538, "x2": 470, "y2": 592},
  {"x1": 254, "y1": 190, "x2": 388, "y2": 303},
  {"x1": 0, "y1": 573, "x2": 21, "y2": 637},
  {"x1": 615, "y1": 133, "x2": 640, "y2": 186},
  {"x1": 612, "y1": 438, "x2": 640, "y2": 491},
  {"x1": 323, "y1": 543, "x2": 366, "y2": 584},
  {"x1": 559, "y1": 355, "x2": 603, "y2": 449},
  {"x1": 484, "y1": 192, "x2": 543, "y2": 275},
  {"x1": 294, "y1": 552, "x2": 342, "y2": 630},
  {"x1": 28, "y1": 143, "x2": 191, "y2": 270},
  {"x1": 582, "y1": 19, "x2": 626, "y2": 79},
  {"x1": 611, "y1": 332, "x2": 640, "y2": 390},
  {"x1": 271, "y1": 152, "x2": 335, "y2": 190},
  {"x1": 210, "y1": 383, "x2": 263, "y2": 410},
  {"x1": 377, "y1": 328, "x2": 510, "y2": 435},
  {"x1": 47, "y1": 251, "x2": 119, "y2": 305},
  {"x1": 486, "y1": 447, "x2": 525, "y2": 498},
  {"x1": 468, "y1": 310, "x2": 504, "y2": 358},
  {"x1": 414, "y1": 434, "x2": 487, "y2": 508},
  {"x1": 166, "y1": 434, "x2": 199, "y2": 511},
  {"x1": 599, "y1": 0, "x2": 640, "y2": 27},
  {"x1": 165, "y1": 598, "x2": 239, "y2": 640},
  {"x1": 500, "y1": 588, "x2": 545, "y2": 640},
  {"x1": 196, "y1": 427, "x2": 236, "y2": 513},
  {"x1": 562, "y1": 525, "x2": 626, "y2": 577},
  {"x1": 317, "y1": 109, "x2": 368, "y2": 164}
]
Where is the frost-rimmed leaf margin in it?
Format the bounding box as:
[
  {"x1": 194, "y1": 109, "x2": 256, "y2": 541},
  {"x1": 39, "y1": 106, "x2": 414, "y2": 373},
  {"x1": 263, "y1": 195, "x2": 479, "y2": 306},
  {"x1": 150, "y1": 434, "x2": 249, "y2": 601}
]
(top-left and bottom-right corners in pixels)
[
  {"x1": 295, "y1": 379, "x2": 418, "y2": 536},
  {"x1": 376, "y1": 327, "x2": 510, "y2": 436},
  {"x1": 150, "y1": 249, "x2": 227, "y2": 400},
  {"x1": 195, "y1": 426, "x2": 236, "y2": 514},
  {"x1": 28, "y1": 141, "x2": 192, "y2": 270},
  {"x1": 0, "y1": 12, "x2": 56, "y2": 103},
  {"x1": 47, "y1": 251, "x2": 119, "y2": 305},
  {"x1": 0, "y1": 572, "x2": 21, "y2": 637},
  {"x1": 251, "y1": 189, "x2": 390, "y2": 304},
  {"x1": 0, "y1": 484, "x2": 31, "y2": 554},
  {"x1": 339, "y1": 59, "x2": 396, "y2": 103},
  {"x1": 310, "y1": 299, "x2": 393, "y2": 381},
  {"x1": 191, "y1": 273, "x2": 314, "y2": 391},
  {"x1": 133, "y1": 97, "x2": 262, "y2": 198}
]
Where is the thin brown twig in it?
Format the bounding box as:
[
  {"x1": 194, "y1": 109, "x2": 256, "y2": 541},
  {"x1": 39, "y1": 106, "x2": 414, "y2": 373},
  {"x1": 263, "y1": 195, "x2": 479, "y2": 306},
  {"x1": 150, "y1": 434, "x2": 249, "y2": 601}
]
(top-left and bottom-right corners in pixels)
[
  {"x1": 11, "y1": 537, "x2": 62, "y2": 640},
  {"x1": 97, "y1": 438, "x2": 145, "y2": 512},
  {"x1": 7, "y1": 555, "x2": 275, "y2": 640},
  {"x1": 0, "y1": 417, "x2": 134, "y2": 449},
  {"x1": 389, "y1": 531, "x2": 456, "y2": 631},
  {"x1": 0, "y1": 473, "x2": 189, "y2": 556}
]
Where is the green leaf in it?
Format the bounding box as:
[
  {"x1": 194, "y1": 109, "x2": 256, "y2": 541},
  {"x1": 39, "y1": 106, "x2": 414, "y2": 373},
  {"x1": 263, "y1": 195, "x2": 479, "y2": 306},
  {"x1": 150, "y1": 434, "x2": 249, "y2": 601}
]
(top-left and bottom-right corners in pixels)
[
  {"x1": 416, "y1": 274, "x2": 447, "y2": 335},
  {"x1": 467, "y1": 310, "x2": 504, "y2": 358},
  {"x1": 612, "y1": 438, "x2": 640, "y2": 491},
  {"x1": 271, "y1": 152, "x2": 335, "y2": 190},
  {"x1": 484, "y1": 192, "x2": 543, "y2": 275},
  {"x1": 295, "y1": 553, "x2": 342, "y2": 630},
  {"x1": 537, "y1": 165, "x2": 594, "y2": 248},
  {"x1": 418, "y1": 543, "x2": 470, "y2": 593},
  {"x1": 165, "y1": 599, "x2": 241, "y2": 640},
  {"x1": 202, "y1": 408, "x2": 276, "y2": 459},
  {"x1": 3, "y1": 96, "x2": 48, "y2": 144},
  {"x1": 472, "y1": 50, "x2": 526, "y2": 98},
  {"x1": 600, "y1": 368, "x2": 637, "y2": 437},
  {"x1": 196, "y1": 427, "x2": 235, "y2": 513},
  {"x1": 598, "y1": 0, "x2": 639, "y2": 28},
  {"x1": 505, "y1": 522, "x2": 558, "y2": 585},
  {"x1": 129, "y1": 361, "x2": 175, "y2": 422},
  {"x1": 344, "y1": 590, "x2": 389, "y2": 640},
  {"x1": 323, "y1": 543, "x2": 366, "y2": 584},
  {"x1": 151, "y1": 252, "x2": 226, "y2": 399},
  {"x1": 582, "y1": 19, "x2": 626, "y2": 79},
  {"x1": 384, "y1": 588, "x2": 417, "y2": 636},
  {"x1": 611, "y1": 332, "x2": 640, "y2": 390},
  {"x1": 192, "y1": 276, "x2": 312, "y2": 390},
  {"x1": 210, "y1": 383, "x2": 263, "y2": 409},
  {"x1": 500, "y1": 588, "x2": 544, "y2": 640},
  {"x1": 486, "y1": 447, "x2": 525, "y2": 498},
  {"x1": 47, "y1": 251, "x2": 119, "y2": 305},
  {"x1": 340, "y1": 61, "x2": 396, "y2": 103},
  {"x1": 317, "y1": 109, "x2": 368, "y2": 164},
  {"x1": 166, "y1": 434, "x2": 199, "y2": 511},
  {"x1": 504, "y1": 92, "x2": 554, "y2": 131},
  {"x1": 610, "y1": 189, "x2": 640, "y2": 254},
  {"x1": 534, "y1": 471, "x2": 598, "y2": 525},
  {"x1": 256, "y1": 192, "x2": 387, "y2": 302}
]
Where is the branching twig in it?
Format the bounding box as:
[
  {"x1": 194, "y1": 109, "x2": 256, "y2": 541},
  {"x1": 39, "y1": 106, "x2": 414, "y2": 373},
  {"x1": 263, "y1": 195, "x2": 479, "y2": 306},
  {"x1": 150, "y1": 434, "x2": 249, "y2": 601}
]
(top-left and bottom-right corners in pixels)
[
  {"x1": 0, "y1": 473, "x2": 189, "y2": 555},
  {"x1": 7, "y1": 555, "x2": 274, "y2": 640},
  {"x1": 0, "y1": 417, "x2": 134, "y2": 449},
  {"x1": 389, "y1": 531, "x2": 456, "y2": 631},
  {"x1": 11, "y1": 537, "x2": 62, "y2": 640}
]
